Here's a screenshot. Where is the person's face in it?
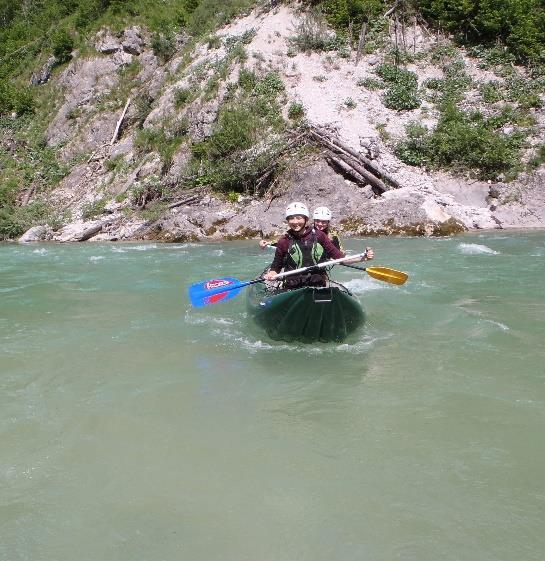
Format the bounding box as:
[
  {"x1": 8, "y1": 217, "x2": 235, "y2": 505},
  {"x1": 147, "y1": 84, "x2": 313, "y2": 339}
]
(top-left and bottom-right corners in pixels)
[
  {"x1": 287, "y1": 215, "x2": 306, "y2": 232},
  {"x1": 314, "y1": 219, "x2": 330, "y2": 231}
]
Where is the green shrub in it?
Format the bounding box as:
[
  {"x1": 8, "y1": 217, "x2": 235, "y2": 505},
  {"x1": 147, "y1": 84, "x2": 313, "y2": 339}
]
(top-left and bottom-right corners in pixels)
[
  {"x1": 238, "y1": 68, "x2": 258, "y2": 92},
  {"x1": 395, "y1": 122, "x2": 430, "y2": 166},
  {"x1": 134, "y1": 128, "x2": 184, "y2": 167},
  {"x1": 344, "y1": 97, "x2": 357, "y2": 109},
  {"x1": 151, "y1": 33, "x2": 176, "y2": 63},
  {"x1": 288, "y1": 102, "x2": 305, "y2": 120},
  {"x1": 320, "y1": 0, "x2": 387, "y2": 31},
  {"x1": 255, "y1": 72, "x2": 285, "y2": 96},
  {"x1": 51, "y1": 28, "x2": 74, "y2": 64},
  {"x1": 480, "y1": 81, "x2": 505, "y2": 103},
  {"x1": 0, "y1": 82, "x2": 34, "y2": 116},
  {"x1": 0, "y1": 201, "x2": 48, "y2": 240},
  {"x1": 134, "y1": 94, "x2": 152, "y2": 127},
  {"x1": 290, "y1": 10, "x2": 348, "y2": 54},
  {"x1": 419, "y1": 0, "x2": 545, "y2": 65},
  {"x1": 357, "y1": 77, "x2": 383, "y2": 90},
  {"x1": 198, "y1": 107, "x2": 257, "y2": 160},
  {"x1": 174, "y1": 88, "x2": 192, "y2": 107},
  {"x1": 81, "y1": 198, "x2": 107, "y2": 221},
  {"x1": 397, "y1": 103, "x2": 527, "y2": 179},
  {"x1": 376, "y1": 65, "x2": 420, "y2": 110}
]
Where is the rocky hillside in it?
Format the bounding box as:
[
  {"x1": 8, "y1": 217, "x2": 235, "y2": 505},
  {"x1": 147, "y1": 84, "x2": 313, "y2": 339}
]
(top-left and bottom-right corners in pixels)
[{"x1": 2, "y1": 2, "x2": 545, "y2": 242}]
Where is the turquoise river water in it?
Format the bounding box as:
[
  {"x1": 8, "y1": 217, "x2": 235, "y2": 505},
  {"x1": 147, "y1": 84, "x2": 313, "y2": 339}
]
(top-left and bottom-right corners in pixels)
[{"x1": 1, "y1": 232, "x2": 545, "y2": 561}]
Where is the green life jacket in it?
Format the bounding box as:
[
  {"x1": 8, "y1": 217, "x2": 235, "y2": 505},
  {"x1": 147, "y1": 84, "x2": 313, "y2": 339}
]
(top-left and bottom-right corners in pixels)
[{"x1": 285, "y1": 230, "x2": 324, "y2": 270}]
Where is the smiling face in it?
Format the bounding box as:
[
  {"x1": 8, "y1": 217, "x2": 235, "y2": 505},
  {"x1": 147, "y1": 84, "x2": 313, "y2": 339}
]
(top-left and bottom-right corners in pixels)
[
  {"x1": 287, "y1": 214, "x2": 307, "y2": 232},
  {"x1": 314, "y1": 219, "x2": 330, "y2": 231}
]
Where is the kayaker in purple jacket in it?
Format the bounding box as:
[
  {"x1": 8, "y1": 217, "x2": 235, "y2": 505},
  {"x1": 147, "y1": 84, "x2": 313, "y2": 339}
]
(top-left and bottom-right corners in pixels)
[{"x1": 263, "y1": 202, "x2": 373, "y2": 288}]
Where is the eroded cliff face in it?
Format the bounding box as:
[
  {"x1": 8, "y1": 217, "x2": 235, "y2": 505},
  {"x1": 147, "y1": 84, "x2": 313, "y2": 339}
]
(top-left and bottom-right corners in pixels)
[{"x1": 17, "y1": 6, "x2": 545, "y2": 242}]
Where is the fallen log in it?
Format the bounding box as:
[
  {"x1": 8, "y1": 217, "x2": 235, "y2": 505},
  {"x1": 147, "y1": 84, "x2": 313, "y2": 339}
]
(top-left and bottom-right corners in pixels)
[
  {"x1": 168, "y1": 195, "x2": 201, "y2": 209},
  {"x1": 309, "y1": 127, "x2": 402, "y2": 189},
  {"x1": 333, "y1": 153, "x2": 390, "y2": 194},
  {"x1": 325, "y1": 155, "x2": 366, "y2": 185}
]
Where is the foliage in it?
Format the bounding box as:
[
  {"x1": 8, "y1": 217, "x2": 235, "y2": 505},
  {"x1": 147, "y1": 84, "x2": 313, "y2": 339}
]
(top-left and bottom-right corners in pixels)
[
  {"x1": 174, "y1": 88, "x2": 192, "y2": 108},
  {"x1": 376, "y1": 63, "x2": 420, "y2": 110},
  {"x1": 134, "y1": 128, "x2": 186, "y2": 168},
  {"x1": 51, "y1": 28, "x2": 74, "y2": 64},
  {"x1": 0, "y1": 201, "x2": 50, "y2": 240},
  {"x1": 394, "y1": 122, "x2": 429, "y2": 166},
  {"x1": 290, "y1": 9, "x2": 348, "y2": 54},
  {"x1": 189, "y1": 70, "x2": 287, "y2": 193},
  {"x1": 418, "y1": 0, "x2": 545, "y2": 65},
  {"x1": 480, "y1": 81, "x2": 505, "y2": 104},
  {"x1": 151, "y1": 33, "x2": 176, "y2": 63},
  {"x1": 0, "y1": 82, "x2": 35, "y2": 116},
  {"x1": 81, "y1": 198, "x2": 107, "y2": 220},
  {"x1": 343, "y1": 97, "x2": 357, "y2": 109},
  {"x1": 395, "y1": 104, "x2": 528, "y2": 179},
  {"x1": 319, "y1": 0, "x2": 387, "y2": 31},
  {"x1": 288, "y1": 102, "x2": 305, "y2": 120},
  {"x1": 357, "y1": 77, "x2": 383, "y2": 90}
]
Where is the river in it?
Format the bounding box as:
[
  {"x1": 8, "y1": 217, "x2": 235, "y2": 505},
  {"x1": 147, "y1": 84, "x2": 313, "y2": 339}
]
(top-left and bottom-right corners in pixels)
[{"x1": 1, "y1": 232, "x2": 544, "y2": 561}]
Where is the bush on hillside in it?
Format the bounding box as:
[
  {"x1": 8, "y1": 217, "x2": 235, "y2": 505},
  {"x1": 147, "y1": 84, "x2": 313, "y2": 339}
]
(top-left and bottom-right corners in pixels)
[
  {"x1": 0, "y1": 82, "x2": 34, "y2": 116},
  {"x1": 376, "y1": 64, "x2": 420, "y2": 110},
  {"x1": 418, "y1": 0, "x2": 545, "y2": 65},
  {"x1": 51, "y1": 28, "x2": 74, "y2": 64},
  {"x1": 396, "y1": 105, "x2": 527, "y2": 179}
]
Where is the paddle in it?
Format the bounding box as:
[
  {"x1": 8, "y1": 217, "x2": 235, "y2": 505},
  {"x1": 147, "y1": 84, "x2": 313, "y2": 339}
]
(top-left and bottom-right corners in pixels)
[
  {"x1": 341, "y1": 263, "x2": 408, "y2": 285},
  {"x1": 188, "y1": 252, "x2": 368, "y2": 307}
]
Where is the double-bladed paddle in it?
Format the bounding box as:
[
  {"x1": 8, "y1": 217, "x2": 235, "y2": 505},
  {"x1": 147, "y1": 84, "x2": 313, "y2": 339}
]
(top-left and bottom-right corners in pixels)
[
  {"x1": 341, "y1": 263, "x2": 408, "y2": 285},
  {"x1": 188, "y1": 252, "x2": 369, "y2": 307}
]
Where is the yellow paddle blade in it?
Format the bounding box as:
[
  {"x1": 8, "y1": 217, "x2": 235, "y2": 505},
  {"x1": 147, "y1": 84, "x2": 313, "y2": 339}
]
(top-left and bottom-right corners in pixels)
[{"x1": 365, "y1": 266, "x2": 408, "y2": 286}]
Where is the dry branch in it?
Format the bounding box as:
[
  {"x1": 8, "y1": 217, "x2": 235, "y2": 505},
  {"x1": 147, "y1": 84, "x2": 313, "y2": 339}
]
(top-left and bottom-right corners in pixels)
[
  {"x1": 355, "y1": 22, "x2": 368, "y2": 66},
  {"x1": 110, "y1": 98, "x2": 131, "y2": 145}
]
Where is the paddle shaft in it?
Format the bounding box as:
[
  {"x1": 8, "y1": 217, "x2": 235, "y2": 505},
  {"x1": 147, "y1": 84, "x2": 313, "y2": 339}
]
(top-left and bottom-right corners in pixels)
[
  {"x1": 192, "y1": 253, "x2": 367, "y2": 300},
  {"x1": 341, "y1": 263, "x2": 370, "y2": 273}
]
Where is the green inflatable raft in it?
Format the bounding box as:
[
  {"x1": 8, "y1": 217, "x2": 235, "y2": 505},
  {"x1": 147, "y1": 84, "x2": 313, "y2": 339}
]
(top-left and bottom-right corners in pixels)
[{"x1": 246, "y1": 280, "x2": 365, "y2": 343}]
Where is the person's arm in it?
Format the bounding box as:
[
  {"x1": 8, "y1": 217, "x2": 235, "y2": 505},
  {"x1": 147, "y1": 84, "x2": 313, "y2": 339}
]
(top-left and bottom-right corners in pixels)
[
  {"x1": 318, "y1": 231, "x2": 345, "y2": 260},
  {"x1": 264, "y1": 239, "x2": 287, "y2": 279},
  {"x1": 319, "y1": 231, "x2": 371, "y2": 263}
]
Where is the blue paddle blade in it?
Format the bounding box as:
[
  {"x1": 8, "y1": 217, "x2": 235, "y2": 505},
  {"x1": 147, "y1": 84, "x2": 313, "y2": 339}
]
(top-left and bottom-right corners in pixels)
[{"x1": 188, "y1": 277, "x2": 245, "y2": 307}]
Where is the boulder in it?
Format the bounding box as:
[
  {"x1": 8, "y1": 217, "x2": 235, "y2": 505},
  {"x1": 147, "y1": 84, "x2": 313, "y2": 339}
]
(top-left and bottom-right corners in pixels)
[
  {"x1": 95, "y1": 30, "x2": 122, "y2": 54},
  {"x1": 19, "y1": 225, "x2": 53, "y2": 242},
  {"x1": 30, "y1": 57, "x2": 57, "y2": 86},
  {"x1": 122, "y1": 27, "x2": 144, "y2": 55},
  {"x1": 54, "y1": 220, "x2": 109, "y2": 242}
]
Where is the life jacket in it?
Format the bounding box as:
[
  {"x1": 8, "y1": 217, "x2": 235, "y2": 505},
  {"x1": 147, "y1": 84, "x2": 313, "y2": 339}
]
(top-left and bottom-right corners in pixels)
[{"x1": 284, "y1": 229, "x2": 325, "y2": 270}]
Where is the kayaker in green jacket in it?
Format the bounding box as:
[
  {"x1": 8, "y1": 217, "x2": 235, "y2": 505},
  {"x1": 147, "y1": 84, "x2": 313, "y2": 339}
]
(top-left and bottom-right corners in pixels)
[{"x1": 263, "y1": 202, "x2": 372, "y2": 289}]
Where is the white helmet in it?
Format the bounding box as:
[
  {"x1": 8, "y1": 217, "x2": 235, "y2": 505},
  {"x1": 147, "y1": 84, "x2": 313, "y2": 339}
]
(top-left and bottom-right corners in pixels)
[
  {"x1": 313, "y1": 206, "x2": 332, "y2": 221},
  {"x1": 285, "y1": 202, "x2": 309, "y2": 219}
]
